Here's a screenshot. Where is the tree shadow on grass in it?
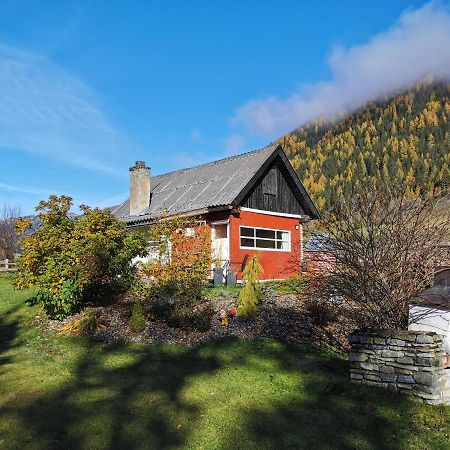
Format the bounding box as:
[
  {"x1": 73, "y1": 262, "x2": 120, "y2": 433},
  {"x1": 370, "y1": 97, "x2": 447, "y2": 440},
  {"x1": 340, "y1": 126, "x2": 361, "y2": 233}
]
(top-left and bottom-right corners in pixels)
[
  {"x1": 0, "y1": 308, "x2": 19, "y2": 372},
  {"x1": 216, "y1": 348, "x2": 435, "y2": 450},
  {"x1": 0, "y1": 328, "x2": 435, "y2": 450},
  {"x1": 0, "y1": 338, "x2": 222, "y2": 449}
]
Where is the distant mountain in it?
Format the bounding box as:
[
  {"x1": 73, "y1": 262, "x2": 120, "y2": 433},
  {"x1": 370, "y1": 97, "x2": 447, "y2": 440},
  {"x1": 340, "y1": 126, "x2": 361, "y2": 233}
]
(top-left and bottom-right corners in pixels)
[{"x1": 280, "y1": 80, "x2": 450, "y2": 211}]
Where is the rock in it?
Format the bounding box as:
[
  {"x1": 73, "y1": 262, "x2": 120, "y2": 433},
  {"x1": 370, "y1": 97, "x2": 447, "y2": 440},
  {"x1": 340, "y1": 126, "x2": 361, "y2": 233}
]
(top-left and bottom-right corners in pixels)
[
  {"x1": 380, "y1": 373, "x2": 397, "y2": 383},
  {"x1": 416, "y1": 334, "x2": 434, "y2": 344},
  {"x1": 359, "y1": 335, "x2": 374, "y2": 344},
  {"x1": 397, "y1": 375, "x2": 415, "y2": 384},
  {"x1": 413, "y1": 372, "x2": 438, "y2": 386},
  {"x1": 349, "y1": 352, "x2": 368, "y2": 362},
  {"x1": 396, "y1": 357, "x2": 414, "y2": 365},
  {"x1": 360, "y1": 362, "x2": 379, "y2": 371},
  {"x1": 415, "y1": 356, "x2": 440, "y2": 366},
  {"x1": 386, "y1": 338, "x2": 407, "y2": 346},
  {"x1": 364, "y1": 374, "x2": 381, "y2": 382},
  {"x1": 350, "y1": 373, "x2": 364, "y2": 380},
  {"x1": 380, "y1": 350, "x2": 404, "y2": 358}
]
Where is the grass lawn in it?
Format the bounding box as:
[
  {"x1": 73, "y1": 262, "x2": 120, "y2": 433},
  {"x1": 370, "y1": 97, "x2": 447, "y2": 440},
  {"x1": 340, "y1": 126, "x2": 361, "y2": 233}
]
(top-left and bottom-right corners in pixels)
[{"x1": 1, "y1": 274, "x2": 450, "y2": 449}]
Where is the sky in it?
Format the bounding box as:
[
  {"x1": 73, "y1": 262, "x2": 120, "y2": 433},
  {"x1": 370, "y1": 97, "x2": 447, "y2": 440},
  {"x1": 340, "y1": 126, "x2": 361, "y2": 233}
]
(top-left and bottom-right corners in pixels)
[{"x1": 0, "y1": 0, "x2": 449, "y2": 213}]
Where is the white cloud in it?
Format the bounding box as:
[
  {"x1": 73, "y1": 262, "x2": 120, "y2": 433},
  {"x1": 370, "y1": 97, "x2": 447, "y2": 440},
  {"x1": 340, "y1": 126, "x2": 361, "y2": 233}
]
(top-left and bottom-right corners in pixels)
[
  {"x1": 225, "y1": 133, "x2": 245, "y2": 155},
  {"x1": 0, "y1": 44, "x2": 127, "y2": 175},
  {"x1": 232, "y1": 1, "x2": 450, "y2": 137},
  {"x1": 0, "y1": 181, "x2": 51, "y2": 196}
]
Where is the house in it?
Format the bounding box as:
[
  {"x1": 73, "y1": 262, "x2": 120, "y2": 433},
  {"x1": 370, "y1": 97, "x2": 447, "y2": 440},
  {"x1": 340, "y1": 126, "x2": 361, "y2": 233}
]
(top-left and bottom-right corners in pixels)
[
  {"x1": 110, "y1": 143, "x2": 319, "y2": 281},
  {"x1": 303, "y1": 233, "x2": 336, "y2": 276}
]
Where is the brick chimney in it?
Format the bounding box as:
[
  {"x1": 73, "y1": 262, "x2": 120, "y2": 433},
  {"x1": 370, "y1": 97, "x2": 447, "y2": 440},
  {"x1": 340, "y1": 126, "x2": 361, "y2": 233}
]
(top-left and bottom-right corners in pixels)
[{"x1": 129, "y1": 161, "x2": 151, "y2": 216}]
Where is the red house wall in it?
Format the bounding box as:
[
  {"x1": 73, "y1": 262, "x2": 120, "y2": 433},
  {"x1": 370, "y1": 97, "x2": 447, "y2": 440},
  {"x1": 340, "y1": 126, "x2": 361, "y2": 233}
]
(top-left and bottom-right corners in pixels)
[{"x1": 228, "y1": 209, "x2": 302, "y2": 280}]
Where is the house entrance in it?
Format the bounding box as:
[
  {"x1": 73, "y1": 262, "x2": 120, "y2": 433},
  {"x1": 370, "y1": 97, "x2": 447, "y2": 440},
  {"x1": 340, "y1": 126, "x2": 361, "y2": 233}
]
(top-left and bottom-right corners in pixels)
[{"x1": 211, "y1": 221, "x2": 230, "y2": 267}]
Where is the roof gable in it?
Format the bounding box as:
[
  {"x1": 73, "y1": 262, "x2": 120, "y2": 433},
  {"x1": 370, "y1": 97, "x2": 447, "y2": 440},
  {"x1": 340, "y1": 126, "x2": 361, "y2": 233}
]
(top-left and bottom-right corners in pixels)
[{"x1": 110, "y1": 143, "x2": 319, "y2": 224}]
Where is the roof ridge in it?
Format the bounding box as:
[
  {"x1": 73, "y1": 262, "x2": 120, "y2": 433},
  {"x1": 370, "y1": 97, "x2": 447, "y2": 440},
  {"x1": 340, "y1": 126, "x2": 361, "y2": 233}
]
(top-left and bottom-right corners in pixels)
[{"x1": 151, "y1": 142, "x2": 277, "y2": 179}]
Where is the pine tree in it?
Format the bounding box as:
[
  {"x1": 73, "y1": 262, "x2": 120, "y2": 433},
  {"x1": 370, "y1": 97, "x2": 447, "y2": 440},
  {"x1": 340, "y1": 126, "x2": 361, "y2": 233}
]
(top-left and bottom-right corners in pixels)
[{"x1": 237, "y1": 254, "x2": 263, "y2": 318}]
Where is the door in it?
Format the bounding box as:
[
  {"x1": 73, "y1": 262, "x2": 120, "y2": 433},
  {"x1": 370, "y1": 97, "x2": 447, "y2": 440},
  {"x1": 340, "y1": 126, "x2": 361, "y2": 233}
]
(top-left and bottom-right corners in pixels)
[{"x1": 211, "y1": 222, "x2": 230, "y2": 267}]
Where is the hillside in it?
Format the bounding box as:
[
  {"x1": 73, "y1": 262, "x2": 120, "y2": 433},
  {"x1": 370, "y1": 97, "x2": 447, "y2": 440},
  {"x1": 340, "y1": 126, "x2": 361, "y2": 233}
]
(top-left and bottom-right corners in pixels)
[{"x1": 279, "y1": 81, "x2": 450, "y2": 211}]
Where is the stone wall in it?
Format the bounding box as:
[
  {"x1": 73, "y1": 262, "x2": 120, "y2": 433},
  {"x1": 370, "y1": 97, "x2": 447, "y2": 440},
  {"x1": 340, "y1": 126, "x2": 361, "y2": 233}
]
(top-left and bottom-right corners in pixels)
[{"x1": 349, "y1": 331, "x2": 450, "y2": 405}]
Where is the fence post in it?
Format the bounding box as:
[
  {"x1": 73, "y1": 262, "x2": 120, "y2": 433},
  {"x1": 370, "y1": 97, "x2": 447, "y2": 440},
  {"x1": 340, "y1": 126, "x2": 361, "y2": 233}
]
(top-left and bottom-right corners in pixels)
[{"x1": 4, "y1": 259, "x2": 8, "y2": 270}]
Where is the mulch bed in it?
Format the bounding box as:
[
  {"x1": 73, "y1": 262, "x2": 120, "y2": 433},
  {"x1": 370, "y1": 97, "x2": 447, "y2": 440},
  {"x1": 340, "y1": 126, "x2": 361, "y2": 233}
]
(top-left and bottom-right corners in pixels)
[{"x1": 50, "y1": 290, "x2": 346, "y2": 349}]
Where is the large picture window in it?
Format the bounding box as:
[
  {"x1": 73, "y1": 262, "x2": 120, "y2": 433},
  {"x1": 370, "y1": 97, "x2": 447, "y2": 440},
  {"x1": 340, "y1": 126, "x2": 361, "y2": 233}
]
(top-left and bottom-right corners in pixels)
[{"x1": 240, "y1": 226, "x2": 290, "y2": 251}]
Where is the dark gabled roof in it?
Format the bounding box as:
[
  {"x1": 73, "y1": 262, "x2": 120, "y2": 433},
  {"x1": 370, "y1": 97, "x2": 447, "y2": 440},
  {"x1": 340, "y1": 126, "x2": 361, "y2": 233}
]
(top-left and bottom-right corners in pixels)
[{"x1": 110, "y1": 143, "x2": 319, "y2": 225}]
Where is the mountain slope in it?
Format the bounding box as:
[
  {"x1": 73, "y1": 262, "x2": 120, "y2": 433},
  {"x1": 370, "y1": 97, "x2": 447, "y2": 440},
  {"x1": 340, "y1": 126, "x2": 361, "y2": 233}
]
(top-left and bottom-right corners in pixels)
[{"x1": 280, "y1": 81, "x2": 450, "y2": 211}]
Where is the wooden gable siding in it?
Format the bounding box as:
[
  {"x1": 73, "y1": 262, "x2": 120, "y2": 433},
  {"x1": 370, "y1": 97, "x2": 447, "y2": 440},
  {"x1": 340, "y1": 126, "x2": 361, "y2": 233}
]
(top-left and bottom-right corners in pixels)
[{"x1": 241, "y1": 156, "x2": 304, "y2": 215}]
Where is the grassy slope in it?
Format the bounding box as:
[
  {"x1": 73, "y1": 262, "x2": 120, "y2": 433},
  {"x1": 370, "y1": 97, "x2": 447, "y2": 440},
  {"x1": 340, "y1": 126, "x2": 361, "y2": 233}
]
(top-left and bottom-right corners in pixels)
[{"x1": 1, "y1": 274, "x2": 449, "y2": 450}]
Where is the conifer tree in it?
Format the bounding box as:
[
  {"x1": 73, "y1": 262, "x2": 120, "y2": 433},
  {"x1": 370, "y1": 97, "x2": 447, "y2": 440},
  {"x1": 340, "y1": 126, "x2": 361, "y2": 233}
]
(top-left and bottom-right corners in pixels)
[{"x1": 237, "y1": 254, "x2": 263, "y2": 318}]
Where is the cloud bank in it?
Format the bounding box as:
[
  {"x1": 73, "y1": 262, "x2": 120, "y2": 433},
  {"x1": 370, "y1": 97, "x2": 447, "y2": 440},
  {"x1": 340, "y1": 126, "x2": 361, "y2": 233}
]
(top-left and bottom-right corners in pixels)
[
  {"x1": 0, "y1": 44, "x2": 125, "y2": 175},
  {"x1": 232, "y1": 2, "x2": 450, "y2": 137}
]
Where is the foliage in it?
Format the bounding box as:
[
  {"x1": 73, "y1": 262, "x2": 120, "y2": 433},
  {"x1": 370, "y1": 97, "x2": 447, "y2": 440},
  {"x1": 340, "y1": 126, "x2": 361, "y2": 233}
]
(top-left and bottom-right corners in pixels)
[
  {"x1": 2, "y1": 273, "x2": 450, "y2": 450},
  {"x1": 149, "y1": 297, "x2": 175, "y2": 320},
  {"x1": 166, "y1": 300, "x2": 214, "y2": 332},
  {"x1": 149, "y1": 297, "x2": 213, "y2": 332},
  {"x1": 311, "y1": 189, "x2": 450, "y2": 331},
  {"x1": 14, "y1": 195, "x2": 147, "y2": 319},
  {"x1": 303, "y1": 296, "x2": 337, "y2": 327},
  {"x1": 280, "y1": 81, "x2": 450, "y2": 211},
  {"x1": 59, "y1": 308, "x2": 107, "y2": 335},
  {"x1": 129, "y1": 302, "x2": 147, "y2": 333},
  {"x1": 141, "y1": 214, "x2": 211, "y2": 299},
  {"x1": 237, "y1": 253, "x2": 263, "y2": 317}
]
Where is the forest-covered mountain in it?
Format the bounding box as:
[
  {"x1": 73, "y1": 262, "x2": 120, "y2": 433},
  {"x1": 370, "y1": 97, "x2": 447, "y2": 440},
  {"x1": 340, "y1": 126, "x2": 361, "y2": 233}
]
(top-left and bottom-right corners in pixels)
[{"x1": 279, "y1": 81, "x2": 450, "y2": 211}]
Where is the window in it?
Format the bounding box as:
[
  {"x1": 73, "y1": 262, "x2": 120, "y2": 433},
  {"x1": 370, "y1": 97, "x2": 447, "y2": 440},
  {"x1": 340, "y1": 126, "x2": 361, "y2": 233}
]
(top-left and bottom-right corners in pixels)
[{"x1": 240, "y1": 226, "x2": 290, "y2": 251}]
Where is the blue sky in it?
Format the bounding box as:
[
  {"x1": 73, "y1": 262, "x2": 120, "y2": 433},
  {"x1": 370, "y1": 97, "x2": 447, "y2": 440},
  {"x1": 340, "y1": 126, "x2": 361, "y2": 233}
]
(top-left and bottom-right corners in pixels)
[{"x1": 0, "y1": 0, "x2": 448, "y2": 213}]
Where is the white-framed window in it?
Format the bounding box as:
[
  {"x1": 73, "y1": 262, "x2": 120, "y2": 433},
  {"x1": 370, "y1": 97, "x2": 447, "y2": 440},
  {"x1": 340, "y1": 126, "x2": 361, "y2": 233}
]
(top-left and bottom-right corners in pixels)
[{"x1": 239, "y1": 226, "x2": 291, "y2": 252}]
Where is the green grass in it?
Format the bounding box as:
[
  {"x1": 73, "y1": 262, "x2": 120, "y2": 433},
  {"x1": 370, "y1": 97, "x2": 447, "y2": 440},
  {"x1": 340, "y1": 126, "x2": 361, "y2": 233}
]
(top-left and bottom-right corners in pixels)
[
  {"x1": 202, "y1": 284, "x2": 242, "y2": 298},
  {"x1": 1, "y1": 273, "x2": 450, "y2": 450},
  {"x1": 203, "y1": 276, "x2": 305, "y2": 298}
]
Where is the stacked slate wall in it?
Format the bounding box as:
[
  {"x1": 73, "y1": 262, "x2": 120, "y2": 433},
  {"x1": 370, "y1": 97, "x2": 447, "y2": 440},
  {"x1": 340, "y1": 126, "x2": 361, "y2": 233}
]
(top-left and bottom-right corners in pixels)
[{"x1": 349, "y1": 331, "x2": 450, "y2": 405}]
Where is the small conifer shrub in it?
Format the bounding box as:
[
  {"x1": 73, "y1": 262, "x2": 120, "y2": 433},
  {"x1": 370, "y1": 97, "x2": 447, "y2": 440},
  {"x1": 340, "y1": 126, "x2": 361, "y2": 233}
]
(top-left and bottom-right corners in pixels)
[
  {"x1": 237, "y1": 253, "x2": 263, "y2": 317},
  {"x1": 129, "y1": 302, "x2": 147, "y2": 333}
]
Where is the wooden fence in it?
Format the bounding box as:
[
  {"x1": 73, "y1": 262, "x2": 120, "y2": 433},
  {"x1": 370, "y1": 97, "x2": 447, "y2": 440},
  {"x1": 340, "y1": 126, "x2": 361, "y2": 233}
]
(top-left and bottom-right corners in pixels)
[{"x1": 0, "y1": 259, "x2": 17, "y2": 272}]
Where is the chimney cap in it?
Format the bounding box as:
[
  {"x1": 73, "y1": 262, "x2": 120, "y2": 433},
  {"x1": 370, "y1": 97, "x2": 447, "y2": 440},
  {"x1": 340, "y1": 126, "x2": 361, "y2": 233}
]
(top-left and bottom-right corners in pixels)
[{"x1": 129, "y1": 161, "x2": 149, "y2": 171}]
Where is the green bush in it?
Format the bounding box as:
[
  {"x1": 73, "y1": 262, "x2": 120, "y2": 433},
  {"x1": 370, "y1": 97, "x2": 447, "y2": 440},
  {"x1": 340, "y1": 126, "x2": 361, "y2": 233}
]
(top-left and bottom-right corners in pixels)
[
  {"x1": 303, "y1": 297, "x2": 336, "y2": 327},
  {"x1": 237, "y1": 254, "x2": 263, "y2": 318},
  {"x1": 166, "y1": 301, "x2": 213, "y2": 332},
  {"x1": 14, "y1": 195, "x2": 147, "y2": 319},
  {"x1": 149, "y1": 297, "x2": 175, "y2": 320},
  {"x1": 129, "y1": 302, "x2": 147, "y2": 333},
  {"x1": 34, "y1": 278, "x2": 82, "y2": 319}
]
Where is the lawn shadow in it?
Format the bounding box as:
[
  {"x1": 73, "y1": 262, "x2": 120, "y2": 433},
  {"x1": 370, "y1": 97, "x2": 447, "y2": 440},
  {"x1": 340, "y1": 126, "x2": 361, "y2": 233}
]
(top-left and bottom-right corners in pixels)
[
  {"x1": 216, "y1": 346, "x2": 424, "y2": 450},
  {"x1": 0, "y1": 307, "x2": 20, "y2": 372},
  {"x1": 0, "y1": 338, "x2": 223, "y2": 449}
]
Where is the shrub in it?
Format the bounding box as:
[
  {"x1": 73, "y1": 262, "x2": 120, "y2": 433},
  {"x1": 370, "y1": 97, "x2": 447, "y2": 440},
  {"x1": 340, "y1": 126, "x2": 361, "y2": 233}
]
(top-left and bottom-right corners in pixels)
[
  {"x1": 129, "y1": 302, "x2": 147, "y2": 333},
  {"x1": 59, "y1": 308, "x2": 107, "y2": 335},
  {"x1": 303, "y1": 296, "x2": 336, "y2": 327},
  {"x1": 14, "y1": 195, "x2": 147, "y2": 319},
  {"x1": 140, "y1": 214, "x2": 211, "y2": 299},
  {"x1": 166, "y1": 300, "x2": 213, "y2": 332},
  {"x1": 237, "y1": 254, "x2": 263, "y2": 317},
  {"x1": 149, "y1": 297, "x2": 175, "y2": 320},
  {"x1": 315, "y1": 189, "x2": 450, "y2": 331}
]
